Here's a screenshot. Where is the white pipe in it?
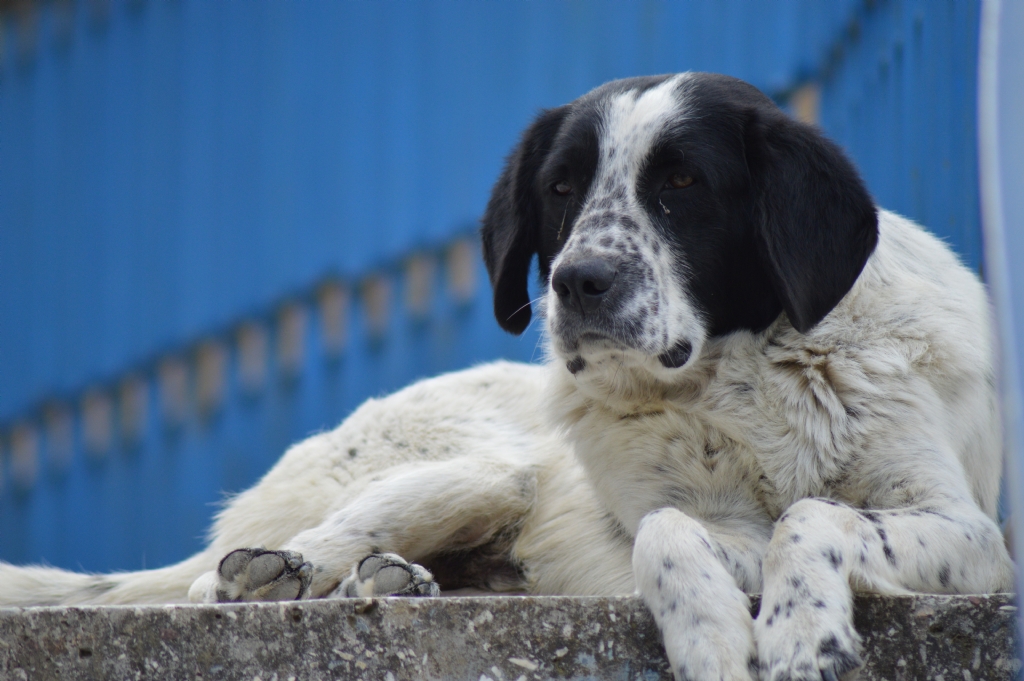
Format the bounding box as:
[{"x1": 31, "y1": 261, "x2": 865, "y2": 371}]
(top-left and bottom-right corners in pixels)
[{"x1": 978, "y1": 0, "x2": 1024, "y2": 624}]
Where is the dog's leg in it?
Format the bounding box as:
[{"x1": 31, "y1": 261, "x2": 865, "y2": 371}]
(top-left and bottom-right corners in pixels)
[
  {"x1": 755, "y1": 497, "x2": 1013, "y2": 681},
  {"x1": 189, "y1": 456, "x2": 537, "y2": 602},
  {"x1": 633, "y1": 508, "x2": 769, "y2": 681}
]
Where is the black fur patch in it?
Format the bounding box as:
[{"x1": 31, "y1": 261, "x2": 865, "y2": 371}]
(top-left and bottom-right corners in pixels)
[
  {"x1": 566, "y1": 356, "x2": 586, "y2": 375},
  {"x1": 818, "y1": 634, "x2": 862, "y2": 678},
  {"x1": 481, "y1": 72, "x2": 878, "y2": 344},
  {"x1": 824, "y1": 547, "x2": 843, "y2": 570},
  {"x1": 938, "y1": 563, "x2": 951, "y2": 588}
]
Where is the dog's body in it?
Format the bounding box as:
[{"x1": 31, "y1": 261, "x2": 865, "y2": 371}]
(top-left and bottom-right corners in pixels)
[{"x1": 1, "y1": 73, "x2": 1012, "y2": 681}]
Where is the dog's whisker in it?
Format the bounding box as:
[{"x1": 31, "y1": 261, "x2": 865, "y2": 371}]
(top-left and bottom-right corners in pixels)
[
  {"x1": 557, "y1": 203, "x2": 570, "y2": 241},
  {"x1": 506, "y1": 295, "x2": 546, "y2": 324}
]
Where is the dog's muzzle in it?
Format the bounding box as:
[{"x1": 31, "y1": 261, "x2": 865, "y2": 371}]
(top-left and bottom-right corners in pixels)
[{"x1": 548, "y1": 251, "x2": 702, "y2": 375}]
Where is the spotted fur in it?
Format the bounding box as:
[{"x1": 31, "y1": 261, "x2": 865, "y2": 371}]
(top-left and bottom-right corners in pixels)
[
  {"x1": 487, "y1": 72, "x2": 1011, "y2": 681},
  {"x1": 0, "y1": 74, "x2": 1012, "y2": 681}
]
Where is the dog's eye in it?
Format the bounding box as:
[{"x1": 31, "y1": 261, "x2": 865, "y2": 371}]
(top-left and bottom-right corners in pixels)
[
  {"x1": 552, "y1": 181, "x2": 573, "y2": 196},
  {"x1": 665, "y1": 174, "x2": 695, "y2": 190}
]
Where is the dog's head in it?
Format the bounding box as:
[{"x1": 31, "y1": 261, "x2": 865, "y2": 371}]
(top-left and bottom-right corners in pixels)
[{"x1": 482, "y1": 73, "x2": 877, "y2": 384}]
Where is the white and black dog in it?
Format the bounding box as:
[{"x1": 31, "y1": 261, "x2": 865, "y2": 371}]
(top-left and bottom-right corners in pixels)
[{"x1": 1, "y1": 73, "x2": 1013, "y2": 681}]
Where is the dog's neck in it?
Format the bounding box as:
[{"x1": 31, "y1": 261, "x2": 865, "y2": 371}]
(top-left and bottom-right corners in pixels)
[{"x1": 540, "y1": 322, "x2": 802, "y2": 532}]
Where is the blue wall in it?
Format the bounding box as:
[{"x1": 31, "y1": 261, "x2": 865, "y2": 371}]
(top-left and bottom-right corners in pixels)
[
  {"x1": 818, "y1": 0, "x2": 982, "y2": 269},
  {"x1": 0, "y1": 0, "x2": 981, "y2": 571}
]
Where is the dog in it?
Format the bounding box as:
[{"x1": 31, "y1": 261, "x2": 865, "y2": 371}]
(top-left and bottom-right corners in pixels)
[{"x1": 0, "y1": 73, "x2": 1013, "y2": 681}]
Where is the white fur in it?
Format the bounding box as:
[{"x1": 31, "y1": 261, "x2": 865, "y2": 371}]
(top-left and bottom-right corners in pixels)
[
  {"x1": 0, "y1": 93, "x2": 1010, "y2": 681},
  {"x1": 0, "y1": 212, "x2": 1011, "y2": 681}
]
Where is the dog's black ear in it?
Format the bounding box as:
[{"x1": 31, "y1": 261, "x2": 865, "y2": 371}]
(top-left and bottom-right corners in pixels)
[
  {"x1": 482, "y1": 106, "x2": 568, "y2": 334},
  {"x1": 745, "y1": 110, "x2": 878, "y2": 333}
]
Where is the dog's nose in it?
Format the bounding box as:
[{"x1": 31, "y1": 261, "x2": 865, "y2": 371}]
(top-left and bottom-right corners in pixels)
[{"x1": 552, "y1": 258, "x2": 618, "y2": 314}]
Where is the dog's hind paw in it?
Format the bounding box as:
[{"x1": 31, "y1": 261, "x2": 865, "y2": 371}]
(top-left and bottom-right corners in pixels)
[
  {"x1": 214, "y1": 548, "x2": 312, "y2": 602},
  {"x1": 335, "y1": 553, "x2": 440, "y2": 597}
]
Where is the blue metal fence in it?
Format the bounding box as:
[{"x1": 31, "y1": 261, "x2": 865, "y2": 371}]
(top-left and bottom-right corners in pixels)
[
  {"x1": 817, "y1": 0, "x2": 982, "y2": 269},
  {"x1": 0, "y1": 0, "x2": 983, "y2": 572}
]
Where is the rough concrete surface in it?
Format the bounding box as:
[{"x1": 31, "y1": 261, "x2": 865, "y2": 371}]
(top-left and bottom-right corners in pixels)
[{"x1": 0, "y1": 594, "x2": 1018, "y2": 680}]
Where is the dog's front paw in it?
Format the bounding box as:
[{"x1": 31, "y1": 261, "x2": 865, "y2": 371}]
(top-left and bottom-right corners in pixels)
[
  {"x1": 214, "y1": 548, "x2": 313, "y2": 602},
  {"x1": 755, "y1": 600, "x2": 861, "y2": 681},
  {"x1": 336, "y1": 553, "x2": 440, "y2": 597}
]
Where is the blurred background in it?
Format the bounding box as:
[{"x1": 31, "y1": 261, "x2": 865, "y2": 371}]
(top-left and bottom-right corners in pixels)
[{"x1": 0, "y1": 0, "x2": 989, "y2": 572}]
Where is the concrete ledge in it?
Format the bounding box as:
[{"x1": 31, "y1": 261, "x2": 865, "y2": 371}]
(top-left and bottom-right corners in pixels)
[{"x1": 0, "y1": 595, "x2": 1019, "y2": 680}]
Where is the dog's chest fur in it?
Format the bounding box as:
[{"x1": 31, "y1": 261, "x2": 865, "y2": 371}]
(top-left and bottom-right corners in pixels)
[
  {"x1": 543, "y1": 212, "x2": 1000, "y2": 538},
  {"x1": 550, "y1": 351, "x2": 883, "y2": 544},
  {"x1": 549, "y1": 339, "x2": 792, "y2": 537}
]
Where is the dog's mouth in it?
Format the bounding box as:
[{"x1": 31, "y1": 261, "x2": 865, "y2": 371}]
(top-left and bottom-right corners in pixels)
[
  {"x1": 554, "y1": 331, "x2": 611, "y2": 375},
  {"x1": 557, "y1": 332, "x2": 696, "y2": 375},
  {"x1": 561, "y1": 331, "x2": 626, "y2": 354}
]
